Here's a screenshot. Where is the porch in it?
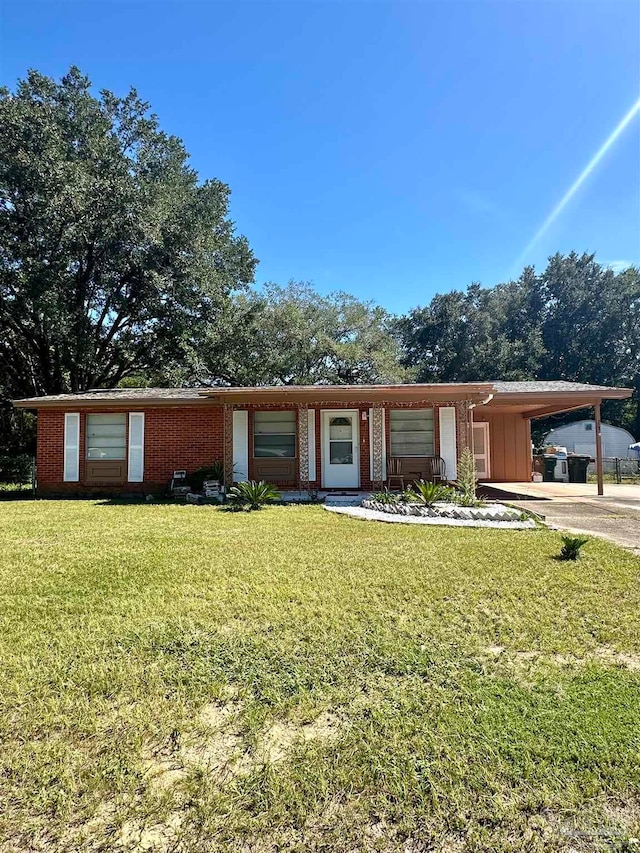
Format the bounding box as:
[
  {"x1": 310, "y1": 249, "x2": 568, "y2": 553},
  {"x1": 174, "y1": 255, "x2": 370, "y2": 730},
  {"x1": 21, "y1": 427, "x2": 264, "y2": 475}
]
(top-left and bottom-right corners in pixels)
[{"x1": 216, "y1": 389, "x2": 482, "y2": 493}]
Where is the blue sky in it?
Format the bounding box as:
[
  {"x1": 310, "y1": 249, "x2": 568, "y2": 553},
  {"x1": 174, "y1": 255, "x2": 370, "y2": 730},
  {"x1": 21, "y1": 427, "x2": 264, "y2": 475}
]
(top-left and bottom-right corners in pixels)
[{"x1": 1, "y1": 0, "x2": 639, "y2": 313}]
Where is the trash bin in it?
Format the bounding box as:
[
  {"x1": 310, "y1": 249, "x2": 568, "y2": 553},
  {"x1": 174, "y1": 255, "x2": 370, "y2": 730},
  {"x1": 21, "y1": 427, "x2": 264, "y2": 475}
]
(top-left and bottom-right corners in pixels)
[
  {"x1": 567, "y1": 455, "x2": 591, "y2": 484},
  {"x1": 542, "y1": 455, "x2": 557, "y2": 482}
]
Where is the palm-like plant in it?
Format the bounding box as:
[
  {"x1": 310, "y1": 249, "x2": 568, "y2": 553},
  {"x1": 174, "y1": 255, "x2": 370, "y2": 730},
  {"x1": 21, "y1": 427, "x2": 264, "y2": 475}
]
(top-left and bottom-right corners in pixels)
[
  {"x1": 408, "y1": 480, "x2": 452, "y2": 507},
  {"x1": 558, "y1": 535, "x2": 590, "y2": 561},
  {"x1": 227, "y1": 480, "x2": 281, "y2": 510}
]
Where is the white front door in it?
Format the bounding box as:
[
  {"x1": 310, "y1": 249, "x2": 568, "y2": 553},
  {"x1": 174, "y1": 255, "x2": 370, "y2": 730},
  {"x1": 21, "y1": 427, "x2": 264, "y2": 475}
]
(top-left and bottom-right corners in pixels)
[
  {"x1": 322, "y1": 410, "x2": 360, "y2": 488},
  {"x1": 472, "y1": 422, "x2": 491, "y2": 479}
]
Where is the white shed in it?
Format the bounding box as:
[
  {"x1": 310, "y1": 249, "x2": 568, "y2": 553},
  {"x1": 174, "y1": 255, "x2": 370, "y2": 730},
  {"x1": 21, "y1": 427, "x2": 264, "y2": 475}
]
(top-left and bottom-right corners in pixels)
[{"x1": 543, "y1": 420, "x2": 636, "y2": 458}]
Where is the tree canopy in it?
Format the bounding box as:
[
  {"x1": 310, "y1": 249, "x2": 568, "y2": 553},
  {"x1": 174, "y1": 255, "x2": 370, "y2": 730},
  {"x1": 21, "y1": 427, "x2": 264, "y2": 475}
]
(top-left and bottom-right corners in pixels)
[
  {"x1": 396, "y1": 253, "x2": 640, "y2": 436},
  {"x1": 0, "y1": 67, "x2": 256, "y2": 401},
  {"x1": 178, "y1": 281, "x2": 408, "y2": 387}
]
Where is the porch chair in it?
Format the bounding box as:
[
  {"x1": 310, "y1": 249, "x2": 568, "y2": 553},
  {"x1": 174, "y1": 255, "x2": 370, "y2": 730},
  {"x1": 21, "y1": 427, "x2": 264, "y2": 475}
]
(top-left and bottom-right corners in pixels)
[
  {"x1": 386, "y1": 457, "x2": 405, "y2": 491},
  {"x1": 425, "y1": 456, "x2": 447, "y2": 483}
]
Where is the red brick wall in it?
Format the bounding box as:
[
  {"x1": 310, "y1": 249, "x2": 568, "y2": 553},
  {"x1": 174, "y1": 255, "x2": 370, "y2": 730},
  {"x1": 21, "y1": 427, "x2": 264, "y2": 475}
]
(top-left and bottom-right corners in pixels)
[
  {"x1": 36, "y1": 405, "x2": 224, "y2": 495},
  {"x1": 35, "y1": 400, "x2": 461, "y2": 495}
]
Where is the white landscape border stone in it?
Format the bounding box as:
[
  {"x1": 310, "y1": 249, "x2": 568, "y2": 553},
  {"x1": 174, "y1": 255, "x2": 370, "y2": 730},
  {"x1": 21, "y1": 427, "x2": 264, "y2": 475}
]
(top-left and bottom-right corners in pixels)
[
  {"x1": 362, "y1": 499, "x2": 524, "y2": 522},
  {"x1": 324, "y1": 501, "x2": 536, "y2": 529}
]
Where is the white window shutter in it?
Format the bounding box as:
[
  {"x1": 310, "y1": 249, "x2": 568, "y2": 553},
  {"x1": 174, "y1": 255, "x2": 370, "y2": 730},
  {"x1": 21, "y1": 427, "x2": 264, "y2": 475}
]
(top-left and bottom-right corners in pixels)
[
  {"x1": 232, "y1": 410, "x2": 249, "y2": 481},
  {"x1": 307, "y1": 409, "x2": 316, "y2": 481},
  {"x1": 439, "y1": 407, "x2": 457, "y2": 481},
  {"x1": 128, "y1": 413, "x2": 145, "y2": 482},
  {"x1": 63, "y1": 413, "x2": 80, "y2": 482}
]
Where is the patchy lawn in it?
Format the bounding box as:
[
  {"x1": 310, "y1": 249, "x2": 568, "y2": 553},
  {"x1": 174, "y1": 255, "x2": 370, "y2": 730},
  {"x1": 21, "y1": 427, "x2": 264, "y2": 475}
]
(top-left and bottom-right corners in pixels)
[{"x1": 1, "y1": 502, "x2": 639, "y2": 853}]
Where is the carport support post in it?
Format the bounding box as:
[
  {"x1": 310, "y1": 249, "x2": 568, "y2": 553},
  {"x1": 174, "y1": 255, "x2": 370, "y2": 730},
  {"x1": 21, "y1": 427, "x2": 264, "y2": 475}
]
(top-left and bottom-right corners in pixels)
[{"x1": 594, "y1": 400, "x2": 604, "y2": 496}]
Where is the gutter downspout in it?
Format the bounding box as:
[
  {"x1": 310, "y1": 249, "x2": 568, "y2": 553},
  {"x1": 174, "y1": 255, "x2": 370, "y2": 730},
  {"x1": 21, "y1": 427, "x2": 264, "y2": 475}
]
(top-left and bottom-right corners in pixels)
[
  {"x1": 466, "y1": 395, "x2": 494, "y2": 452},
  {"x1": 469, "y1": 393, "x2": 494, "y2": 409}
]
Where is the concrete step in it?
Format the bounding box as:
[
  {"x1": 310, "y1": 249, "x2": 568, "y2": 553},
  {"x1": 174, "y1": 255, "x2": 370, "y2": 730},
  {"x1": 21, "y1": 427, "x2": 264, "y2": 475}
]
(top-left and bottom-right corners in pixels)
[{"x1": 324, "y1": 493, "x2": 369, "y2": 507}]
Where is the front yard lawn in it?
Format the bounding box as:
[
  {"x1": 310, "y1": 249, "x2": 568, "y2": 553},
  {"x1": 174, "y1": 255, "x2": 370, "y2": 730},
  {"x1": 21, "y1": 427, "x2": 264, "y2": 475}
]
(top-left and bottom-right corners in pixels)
[{"x1": 1, "y1": 502, "x2": 639, "y2": 852}]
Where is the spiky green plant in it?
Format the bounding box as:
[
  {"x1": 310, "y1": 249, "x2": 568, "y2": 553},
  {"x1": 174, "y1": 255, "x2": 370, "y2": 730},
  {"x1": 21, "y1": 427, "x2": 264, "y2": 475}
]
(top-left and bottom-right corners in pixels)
[
  {"x1": 456, "y1": 447, "x2": 479, "y2": 506},
  {"x1": 558, "y1": 535, "x2": 590, "y2": 561},
  {"x1": 227, "y1": 480, "x2": 281, "y2": 510},
  {"x1": 408, "y1": 480, "x2": 452, "y2": 507}
]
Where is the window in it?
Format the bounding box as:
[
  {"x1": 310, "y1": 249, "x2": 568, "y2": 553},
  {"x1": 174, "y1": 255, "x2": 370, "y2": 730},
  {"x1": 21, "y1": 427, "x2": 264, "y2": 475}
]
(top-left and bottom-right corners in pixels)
[
  {"x1": 585, "y1": 423, "x2": 593, "y2": 432},
  {"x1": 253, "y1": 411, "x2": 296, "y2": 458},
  {"x1": 389, "y1": 409, "x2": 434, "y2": 457},
  {"x1": 86, "y1": 414, "x2": 127, "y2": 460},
  {"x1": 329, "y1": 416, "x2": 353, "y2": 465}
]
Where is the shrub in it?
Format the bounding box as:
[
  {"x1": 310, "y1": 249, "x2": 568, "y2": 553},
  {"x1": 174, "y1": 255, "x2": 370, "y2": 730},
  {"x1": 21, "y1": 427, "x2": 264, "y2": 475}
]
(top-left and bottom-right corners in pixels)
[
  {"x1": 557, "y1": 535, "x2": 590, "y2": 561},
  {"x1": 189, "y1": 462, "x2": 225, "y2": 491},
  {"x1": 370, "y1": 489, "x2": 398, "y2": 504},
  {"x1": 0, "y1": 454, "x2": 33, "y2": 485},
  {"x1": 409, "y1": 480, "x2": 453, "y2": 507},
  {"x1": 228, "y1": 480, "x2": 281, "y2": 510}
]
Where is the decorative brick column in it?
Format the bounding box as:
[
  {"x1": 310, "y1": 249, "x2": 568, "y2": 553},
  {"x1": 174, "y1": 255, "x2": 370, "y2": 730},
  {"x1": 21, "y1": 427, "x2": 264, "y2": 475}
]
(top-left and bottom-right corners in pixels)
[
  {"x1": 456, "y1": 400, "x2": 473, "y2": 452},
  {"x1": 297, "y1": 403, "x2": 309, "y2": 490},
  {"x1": 371, "y1": 403, "x2": 384, "y2": 488},
  {"x1": 223, "y1": 404, "x2": 234, "y2": 487}
]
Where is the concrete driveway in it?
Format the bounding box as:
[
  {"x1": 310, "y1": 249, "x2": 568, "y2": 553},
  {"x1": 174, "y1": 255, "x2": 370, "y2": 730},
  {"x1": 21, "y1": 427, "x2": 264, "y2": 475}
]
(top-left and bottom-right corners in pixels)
[{"x1": 483, "y1": 482, "x2": 640, "y2": 555}]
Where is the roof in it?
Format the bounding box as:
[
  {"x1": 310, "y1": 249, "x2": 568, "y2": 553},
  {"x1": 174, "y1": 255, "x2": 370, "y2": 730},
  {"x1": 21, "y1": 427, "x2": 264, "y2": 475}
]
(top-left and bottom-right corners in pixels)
[
  {"x1": 12, "y1": 380, "x2": 632, "y2": 414},
  {"x1": 12, "y1": 382, "x2": 495, "y2": 408},
  {"x1": 12, "y1": 387, "x2": 205, "y2": 404},
  {"x1": 490, "y1": 380, "x2": 628, "y2": 394}
]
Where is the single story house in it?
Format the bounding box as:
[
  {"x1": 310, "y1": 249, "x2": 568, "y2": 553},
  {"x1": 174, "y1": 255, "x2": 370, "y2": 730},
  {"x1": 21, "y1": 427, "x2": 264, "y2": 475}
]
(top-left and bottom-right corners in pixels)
[{"x1": 13, "y1": 380, "x2": 632, "y2": 497}]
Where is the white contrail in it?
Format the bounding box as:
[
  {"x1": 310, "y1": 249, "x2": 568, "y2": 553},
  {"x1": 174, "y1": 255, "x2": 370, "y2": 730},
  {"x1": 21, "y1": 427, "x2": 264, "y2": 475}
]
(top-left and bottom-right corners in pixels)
[{"x1": 514, "y1": 94, "x2": 640, "y2": 271}]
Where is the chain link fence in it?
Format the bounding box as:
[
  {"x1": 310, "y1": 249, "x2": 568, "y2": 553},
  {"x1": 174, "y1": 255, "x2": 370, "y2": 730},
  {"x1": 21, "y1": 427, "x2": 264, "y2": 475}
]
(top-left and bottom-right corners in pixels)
[{"x1": 588, "y1": 457, "x2": 640, "y2": 483}]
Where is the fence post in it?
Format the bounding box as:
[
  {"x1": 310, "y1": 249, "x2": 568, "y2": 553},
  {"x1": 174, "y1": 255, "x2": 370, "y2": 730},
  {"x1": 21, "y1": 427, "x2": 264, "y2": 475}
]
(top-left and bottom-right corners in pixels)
[{"x1": 615, "y1": 457, "x2": 621, "y2": 484}]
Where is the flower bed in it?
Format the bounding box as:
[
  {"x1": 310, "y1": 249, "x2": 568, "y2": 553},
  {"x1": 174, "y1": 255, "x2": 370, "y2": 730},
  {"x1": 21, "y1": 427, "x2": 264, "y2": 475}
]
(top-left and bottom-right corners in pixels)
[{"x1": 361, "y1": 499, "x2": 525, "y2": 522}]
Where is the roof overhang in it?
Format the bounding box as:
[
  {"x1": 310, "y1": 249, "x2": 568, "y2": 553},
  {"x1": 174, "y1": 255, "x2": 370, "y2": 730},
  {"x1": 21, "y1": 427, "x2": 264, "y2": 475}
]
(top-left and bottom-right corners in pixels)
[{"x1": 483, "y1": 388, "x2": 632, "y2": 418}]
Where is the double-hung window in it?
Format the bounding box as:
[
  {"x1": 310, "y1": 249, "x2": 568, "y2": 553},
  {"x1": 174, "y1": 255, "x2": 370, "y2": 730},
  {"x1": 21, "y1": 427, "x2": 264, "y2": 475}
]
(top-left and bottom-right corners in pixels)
[
  {"x1": 253, "y1": 411, "x2": 296, "y2": 458},
  {"x1": 389, "y1": 409, "x2": 434, "y2": 457},
  {"x1": 86, "y1": 414, "x2": 127, "y2": 460}
]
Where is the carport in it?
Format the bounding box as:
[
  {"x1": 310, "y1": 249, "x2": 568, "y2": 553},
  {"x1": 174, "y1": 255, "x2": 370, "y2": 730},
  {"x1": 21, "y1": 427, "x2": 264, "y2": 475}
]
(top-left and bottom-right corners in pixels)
[{"x1": 476, "y1": 381, "x2": 633, "y2": 495}]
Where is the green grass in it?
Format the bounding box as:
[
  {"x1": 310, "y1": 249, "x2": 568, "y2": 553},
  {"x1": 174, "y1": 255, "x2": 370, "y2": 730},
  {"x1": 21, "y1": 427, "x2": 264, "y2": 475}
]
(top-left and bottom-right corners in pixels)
[{"x1": 1, "y1": 502, "x2": 639, "y2": 852}]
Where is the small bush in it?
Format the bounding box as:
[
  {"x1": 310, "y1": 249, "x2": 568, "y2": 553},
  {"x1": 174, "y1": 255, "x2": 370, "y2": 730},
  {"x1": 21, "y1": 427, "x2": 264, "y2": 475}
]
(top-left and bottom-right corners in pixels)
[
  {"x1": 370, "y1": 489, "x2": 398, "y2": 504},
  {"x1": 557, "y1": 535, "x2": 590, "y2": 561},
  {"x1": 228, "y1": 480, "x2": 281, "y2": 510},
  {"x1": 189, "y1": 462, "x2": 225, "y2": 491}
]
